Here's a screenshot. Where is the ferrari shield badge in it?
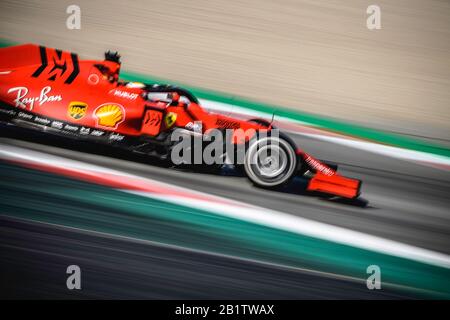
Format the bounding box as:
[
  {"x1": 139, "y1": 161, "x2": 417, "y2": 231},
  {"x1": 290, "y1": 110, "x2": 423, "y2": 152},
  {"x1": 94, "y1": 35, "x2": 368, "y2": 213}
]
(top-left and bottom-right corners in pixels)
[
  {"x1": 165, "y1": 112, "x2": 177, "y2": 128},
  {"x1": 68, "y1": 101, "x2": 88, "y2": 120}
]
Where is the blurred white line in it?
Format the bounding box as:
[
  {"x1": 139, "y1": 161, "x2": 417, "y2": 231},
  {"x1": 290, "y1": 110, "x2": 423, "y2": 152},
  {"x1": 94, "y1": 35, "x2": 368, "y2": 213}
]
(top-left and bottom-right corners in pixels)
[
  {"x1": 301, "y1": 133, "x2": 450, "y2": 168},
  {"x1": 200, "y1": 99, "x2": 450, "y2": 170}
]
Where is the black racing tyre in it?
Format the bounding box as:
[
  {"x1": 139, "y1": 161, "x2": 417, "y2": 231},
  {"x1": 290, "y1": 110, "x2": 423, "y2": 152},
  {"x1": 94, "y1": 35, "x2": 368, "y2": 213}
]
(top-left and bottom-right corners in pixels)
[{"x1": 244, "y1": 135, "x2": 297, "y2": 188}]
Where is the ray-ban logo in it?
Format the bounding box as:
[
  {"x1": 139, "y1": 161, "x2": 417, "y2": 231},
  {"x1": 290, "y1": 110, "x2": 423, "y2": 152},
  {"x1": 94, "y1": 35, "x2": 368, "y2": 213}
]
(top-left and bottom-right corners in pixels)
[{"x1": 7, "y1": 86, "x2": 62, "y2": 111}]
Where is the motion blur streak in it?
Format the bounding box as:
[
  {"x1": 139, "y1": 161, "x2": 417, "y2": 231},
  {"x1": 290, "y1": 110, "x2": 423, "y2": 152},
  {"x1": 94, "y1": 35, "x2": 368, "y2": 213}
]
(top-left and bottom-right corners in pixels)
[
  {"x1": 0, "y1": 0, "x2": 449, "y2": 299},
  {"x1": 1, "y1": 0, "x2": 449, "y2": 139},
  {"x1": 1, "y1": 142, "x2": 449, "y2": 269},
  {"x1": 0, "y1": 216, "x2": 414, "y2": 299},
  {"x1": 194, "y1": 98, "x2": 450, "y2": 169},
  {"x1": 1, "y1": 132, "x2": 450, "y2": 298}
]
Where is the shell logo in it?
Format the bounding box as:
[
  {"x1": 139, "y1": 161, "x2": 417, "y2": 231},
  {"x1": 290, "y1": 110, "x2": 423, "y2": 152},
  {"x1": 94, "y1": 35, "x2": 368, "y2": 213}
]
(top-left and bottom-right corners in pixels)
[{"x1": 94, "y1": 103, "x2": 125, "y2": 129}]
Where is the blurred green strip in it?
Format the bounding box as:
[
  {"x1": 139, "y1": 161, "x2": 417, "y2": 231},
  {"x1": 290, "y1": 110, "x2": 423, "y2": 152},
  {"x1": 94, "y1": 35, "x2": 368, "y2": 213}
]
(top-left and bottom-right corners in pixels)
[
  {"x1": 0, "y1": 39, "x2": 448, "y2": 158},
  {"x1": 1, "y1": 161, "x2": 449, "y2": 298}
]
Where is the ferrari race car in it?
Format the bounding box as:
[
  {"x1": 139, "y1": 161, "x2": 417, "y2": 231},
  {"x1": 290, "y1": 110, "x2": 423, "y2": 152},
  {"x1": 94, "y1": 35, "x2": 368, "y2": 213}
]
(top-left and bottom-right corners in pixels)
[{"x1": 0, "y1": 44, "x2": 361, "y2": 199}]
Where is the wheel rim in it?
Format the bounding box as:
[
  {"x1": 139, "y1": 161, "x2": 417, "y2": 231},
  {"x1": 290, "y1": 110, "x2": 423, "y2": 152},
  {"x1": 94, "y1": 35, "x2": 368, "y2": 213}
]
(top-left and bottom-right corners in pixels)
[
  {"x1": 252, "y1": 145, "x2": 288, "y2": 178},
  {"x1": 244, "y1": 137, "x2": 297, "y2": 187}
]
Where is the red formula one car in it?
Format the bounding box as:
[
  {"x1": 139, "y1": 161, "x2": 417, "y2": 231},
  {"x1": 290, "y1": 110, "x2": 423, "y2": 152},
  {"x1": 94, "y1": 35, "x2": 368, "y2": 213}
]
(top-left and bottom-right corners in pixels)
[{"x1": 0, "y1": 44, "x2": 361, "y2": 199}]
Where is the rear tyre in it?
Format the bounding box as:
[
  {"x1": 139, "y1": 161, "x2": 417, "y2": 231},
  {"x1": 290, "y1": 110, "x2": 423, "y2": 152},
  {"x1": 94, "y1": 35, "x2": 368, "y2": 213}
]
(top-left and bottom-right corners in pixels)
[{"x1": 244, "y1": 135, "x2": 297, "y2": 188}]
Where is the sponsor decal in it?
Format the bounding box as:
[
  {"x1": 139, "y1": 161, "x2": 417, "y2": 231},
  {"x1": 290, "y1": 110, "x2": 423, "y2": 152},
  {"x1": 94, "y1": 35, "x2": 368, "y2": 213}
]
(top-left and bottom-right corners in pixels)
[
  {"x1": 90, "y1": 130, "x2": 105, "y2": 137},
  {"x1": 18, "y1": 112, "x2": 33, "y2": 120},
  {"x1": 64, "y1": 124, "x2": 79, "y2": 132},
  {"x1": 32, "y1": 46, "x2": 79, "y2": 84},
  {"x1": 80, "y1": 127, "x2": 90, "y2": 135},
  {"x1": 144, "y1": 110, "x2": 161, "y2": 127},
  {"x1": 7, "y1": 86, "x2": 62, "y2": 111},
  {"x1": 109, "y1": 89, "x2": 139, "y2": 100},
  {"x1": 68, "y1": 101, "x2": 88, "y2": 120},
  {"x1": 185, "y1": 121, "x2": 202, "y2": 133},
  {"x1": 164, "y1": 112, "x2": 177, "y2": 128},
  {"x1": 304, "y1": 155, "x2": 335, "y2": 176},
  {"x1": 141, "y1": 109, "x2": 162, "y2": 136},
  {"x1": 51, "y1": 121, "x2": 64, "y2": 129},
  {"x1": 34, "y1": 116, "x2": 51, "y2": 125},
  {"x1": 109, "y1": 133, "x2": 125, "y2": 141},
  {"x1": 0, "y1": 109, "x2": 17, "y2": 116},
  {"x1": 94, "y1": 103, "x2": 125, "y2": 129},
  {"x1": 216, "y1": 118, "x2": 240, "y2": 129}
]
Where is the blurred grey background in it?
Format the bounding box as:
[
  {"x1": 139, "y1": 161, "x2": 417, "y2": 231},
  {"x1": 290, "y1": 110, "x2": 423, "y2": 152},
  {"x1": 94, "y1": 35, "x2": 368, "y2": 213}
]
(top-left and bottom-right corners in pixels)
[{"x1": 1, "y1": 0, "x2": 449, "y2": 139}]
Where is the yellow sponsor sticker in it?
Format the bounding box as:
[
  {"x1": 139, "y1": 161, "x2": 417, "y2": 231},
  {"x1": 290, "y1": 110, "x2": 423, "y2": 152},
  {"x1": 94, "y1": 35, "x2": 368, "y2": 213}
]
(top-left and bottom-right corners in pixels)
[
  {"x1": 68, "y1": 101, "x2": 88, "y2": 120},
  {"x1": 165, "y1": 112, "x2": 177, "y2": 128},
  {"x1": 94, "y1": 103, "x2": 125, "y2": 129}
]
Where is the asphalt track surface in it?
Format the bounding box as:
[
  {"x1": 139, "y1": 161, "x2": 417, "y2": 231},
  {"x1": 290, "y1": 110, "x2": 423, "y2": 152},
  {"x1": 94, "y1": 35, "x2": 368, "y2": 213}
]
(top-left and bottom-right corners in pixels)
[
  {"x1": 0, "y1": 125, "x2": 449, "y2": 299},
  {"x1": 0, "y1": 216, "x2": 411, "y2": 299}
]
